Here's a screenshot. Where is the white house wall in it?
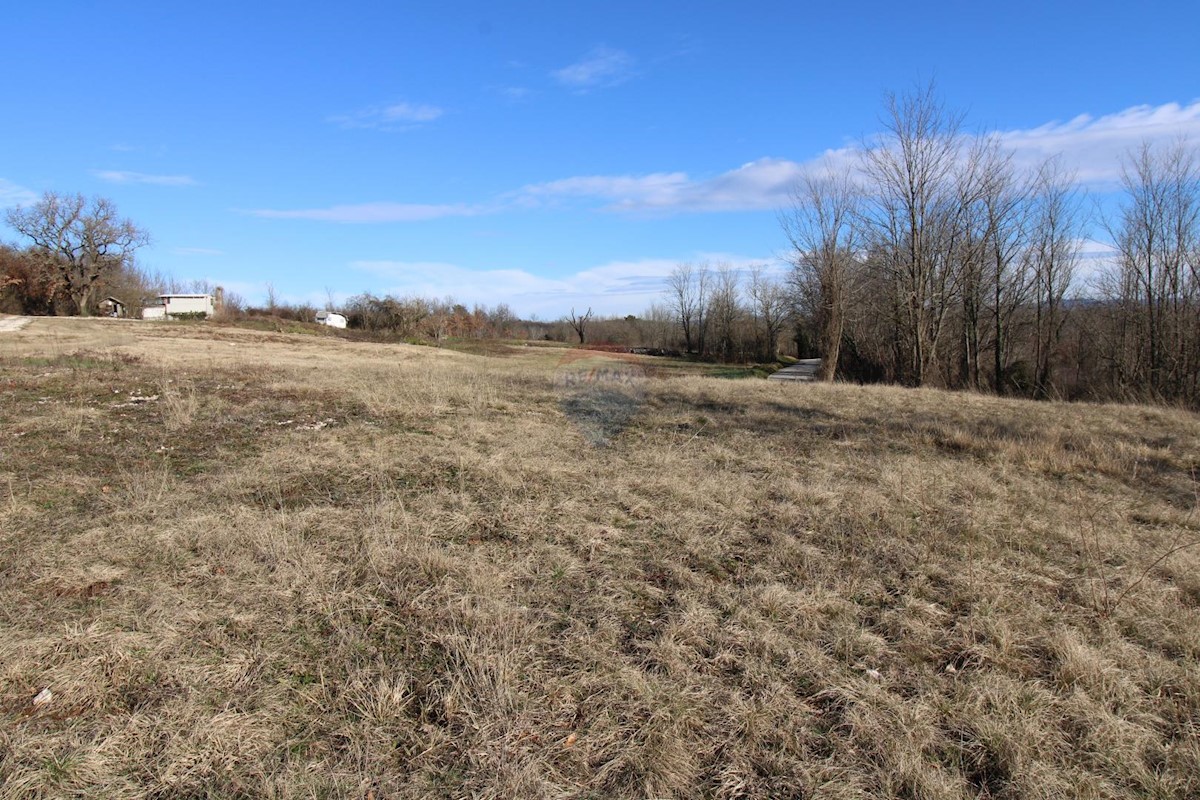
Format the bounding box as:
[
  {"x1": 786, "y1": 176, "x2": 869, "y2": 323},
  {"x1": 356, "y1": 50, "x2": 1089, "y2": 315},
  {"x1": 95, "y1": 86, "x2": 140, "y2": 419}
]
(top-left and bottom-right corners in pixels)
[{"x1": 164, "y1": 296, "x2": 214, "y2": 316}]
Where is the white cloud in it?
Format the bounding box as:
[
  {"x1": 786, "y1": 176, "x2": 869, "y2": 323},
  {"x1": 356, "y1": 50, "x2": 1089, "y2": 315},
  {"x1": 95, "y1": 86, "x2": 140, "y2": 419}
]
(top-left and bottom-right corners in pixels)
[
  {"x1": 497, "y1": 86, "x2": 533, "y2": 101},
  {"x1": 92, "y1": 170, "x2": 197, "y2": 186},
  {"x1": 246, "y1": 202, "x2": 486, "y2": 223},
  {"x1": 552, "y1": 47, "x2": 635, "y2": 89},
  {"x1": 0, "y1": 178, "x2": 38, "y2": 208},
  {"x1": 1073, "y1": 237, "x2": 1120, "y2": 288},
  {"x1": 997, "y1": 100, "x2": 1200, "y2": 185},
  {"x1": 1077, "y1": 237, "x2": 1118, "y2": 260},
  {"x1": 516, "y1": 158, "x2": 808, "y2": 213},
  {"x1": 351, "y1": 251, "x2": 778, "y2": 317},
  {"x1": 517, "y1": 172, "x2": 687, "y2": 206},
  {"x1": 329, "y1": 101, "x2": 445, "y2": 130},
  {"x1": 252, "y1": 159, "x2": 824, "y2": 223}
]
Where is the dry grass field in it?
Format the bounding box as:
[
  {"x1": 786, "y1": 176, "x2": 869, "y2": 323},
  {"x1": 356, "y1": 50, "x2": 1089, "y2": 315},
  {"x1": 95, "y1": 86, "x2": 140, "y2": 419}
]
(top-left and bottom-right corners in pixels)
[{"x1": 1, "y1": 317, "x2": 1198, "y2": 799}]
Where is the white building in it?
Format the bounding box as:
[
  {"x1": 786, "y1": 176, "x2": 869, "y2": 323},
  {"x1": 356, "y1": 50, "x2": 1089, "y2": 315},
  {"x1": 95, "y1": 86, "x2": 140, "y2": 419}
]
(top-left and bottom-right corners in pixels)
[
  {"x1": 316, "y1": 310, "x2": 348, "y2": 329},
  {"x1": 142, "y1": 294, "x2": 216, "y2": 320}
]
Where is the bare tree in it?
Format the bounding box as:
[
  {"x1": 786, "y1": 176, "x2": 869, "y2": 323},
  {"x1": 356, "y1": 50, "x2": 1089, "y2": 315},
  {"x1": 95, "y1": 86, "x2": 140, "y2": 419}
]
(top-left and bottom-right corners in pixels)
[
  {"x1": 666, "y1": 262, "x2": 711, "y2": 354},
  {"x1": 6, "y1": 192, "x2": 149, "y2": 316},
  {"x1": 747, "y1": 265, "x2": 791, "y2": 362},
  {"x1": 977, "y1": 140, "x2": 1033, "y2": 393},
  {"x1": 783, "y1": 169, "x2": 860, "y2": 380},
  {"x1": 951, "y1": 137, "x2": 992, "y2": 389},
  {"x1": 707, "y1": 263, "x2": 743, "y2": 361},
  {"x1": 640, "y1": 302, "x2": 677, "y2": 350},
  {"x1": 860, "y1": 82, "x2": 964, "y2": 386},
  {"x1": 567, "y1": 306, "x2": 593, "y2": 344},
  {"x1": 492, "y1": 303, "x2": 518, "y2": 338},
  {"x1": 1104, "y1": 140, "x2": 1200, "y2": 402},
  {"x1": 1027, "y1": 157, "x2": 1082, "y2": 398}
]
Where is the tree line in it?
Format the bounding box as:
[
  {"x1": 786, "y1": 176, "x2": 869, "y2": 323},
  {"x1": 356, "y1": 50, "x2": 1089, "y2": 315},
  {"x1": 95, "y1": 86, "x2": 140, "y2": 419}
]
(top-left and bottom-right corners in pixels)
[
  {"x1": 542, "y1": 88, "x2": 1198, "y2": 411},
  {"x1": 780, "y1": 84, "x2": 1200, "y2": 406}
]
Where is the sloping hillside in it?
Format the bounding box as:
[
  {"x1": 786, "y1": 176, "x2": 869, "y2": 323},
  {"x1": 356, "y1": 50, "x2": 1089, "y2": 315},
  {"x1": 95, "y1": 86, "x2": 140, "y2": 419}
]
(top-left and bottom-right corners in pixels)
[{"x1": 2, "y1": 318, "x2": 1197, "y2": 798}]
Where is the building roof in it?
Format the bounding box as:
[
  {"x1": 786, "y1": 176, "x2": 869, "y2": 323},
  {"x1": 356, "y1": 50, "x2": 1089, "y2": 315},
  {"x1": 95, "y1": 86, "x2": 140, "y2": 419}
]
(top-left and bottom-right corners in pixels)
[{"x1": 158, "y1": 294, "x2": 212, "y2": 299}]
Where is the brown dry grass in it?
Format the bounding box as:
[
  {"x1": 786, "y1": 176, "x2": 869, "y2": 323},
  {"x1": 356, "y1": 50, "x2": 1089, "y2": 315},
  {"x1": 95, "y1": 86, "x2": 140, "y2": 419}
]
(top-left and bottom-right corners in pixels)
[{"x1": 1, "y1": 316, "x2": 1198, "y2": 798}]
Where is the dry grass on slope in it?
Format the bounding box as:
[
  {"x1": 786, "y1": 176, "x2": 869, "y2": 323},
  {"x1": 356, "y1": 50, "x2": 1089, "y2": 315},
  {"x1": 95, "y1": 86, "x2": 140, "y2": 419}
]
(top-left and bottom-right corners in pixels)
[{"x1": 1, "y1": 318, "x2": 1198, "y2": 799}]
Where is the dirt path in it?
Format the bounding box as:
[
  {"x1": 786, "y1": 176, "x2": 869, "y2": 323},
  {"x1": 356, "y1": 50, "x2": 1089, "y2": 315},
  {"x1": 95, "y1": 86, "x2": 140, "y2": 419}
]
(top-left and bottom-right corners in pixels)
[
  {"x1": 0, "y1": 315, "x2": 31, "y2": 332},
  {"x1": 768, "y1": 357, "x2": 822, "y2": 382}
]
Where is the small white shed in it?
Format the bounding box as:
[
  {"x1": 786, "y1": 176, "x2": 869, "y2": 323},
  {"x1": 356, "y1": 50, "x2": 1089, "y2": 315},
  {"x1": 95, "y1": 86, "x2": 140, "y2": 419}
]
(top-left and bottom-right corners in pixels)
[{"x1": 316, "y1": 311, "x2": 348, "y2": 329}]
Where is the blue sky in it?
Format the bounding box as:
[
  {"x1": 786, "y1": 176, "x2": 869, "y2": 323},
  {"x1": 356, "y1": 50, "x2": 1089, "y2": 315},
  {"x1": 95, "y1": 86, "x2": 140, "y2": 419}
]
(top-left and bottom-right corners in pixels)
[{"x1": 2, "y1": 1, "x2": 1198, "y2": 317}]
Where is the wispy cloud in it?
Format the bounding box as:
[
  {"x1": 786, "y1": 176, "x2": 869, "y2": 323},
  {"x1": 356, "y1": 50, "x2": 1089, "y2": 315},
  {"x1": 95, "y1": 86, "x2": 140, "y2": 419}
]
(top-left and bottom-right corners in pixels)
[
  {"x1": 552, "y1": 46, "x2": 635, "y2": 90},
  {"x1": 329, "y1": 101, "x2": 445, "y2": 131},
  {"x1": 1074, "y1": 238, "x2": 1120, "y2": 287},
  {"x1": 173, "y1": 247, "x2": 226, "y2": 256},
  {"x1": 92, "y1": 170, "x2": 197, "y2": 186},
  {"x1": 496, "y1": 86, "x2": 533, "y2": 101},
  {"x1": 250, "y1": 161, "x2": 809, "y2": 223},
  {"x1": 246, "y1": 202, "x2": 486, "y2": 223},
  {"x1": 352, "y1": 251, "x2": 776, "y2": 317},
  {"x1": 516, "y1": 158, "x2": 806, "y2": 213},
  {"x1": 0, "y1": 178, "x2": 38, "y2": 208},
  {"x1": 997, "y1": 100, "x2": 1200, "y2": 185}
]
